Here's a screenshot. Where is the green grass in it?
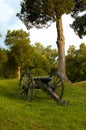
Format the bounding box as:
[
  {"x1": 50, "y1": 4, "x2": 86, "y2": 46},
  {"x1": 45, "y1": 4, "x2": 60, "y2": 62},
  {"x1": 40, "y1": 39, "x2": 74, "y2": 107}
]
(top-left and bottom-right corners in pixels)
[{"x1": 0, "y1": 79, "x2": 86, "y2": 130}]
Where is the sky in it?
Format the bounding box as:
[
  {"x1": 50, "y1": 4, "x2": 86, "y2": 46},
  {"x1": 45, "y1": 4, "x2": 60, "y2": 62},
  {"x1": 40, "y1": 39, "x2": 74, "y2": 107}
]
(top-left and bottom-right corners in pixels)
[{"x1": 0, "y1": 0, "x2": 86, "y2": 53}]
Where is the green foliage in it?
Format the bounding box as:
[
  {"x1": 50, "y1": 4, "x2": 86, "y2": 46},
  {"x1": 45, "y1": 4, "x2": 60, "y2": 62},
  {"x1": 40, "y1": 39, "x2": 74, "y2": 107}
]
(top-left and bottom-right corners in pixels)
[
  {"x1": 0, "y1": 79, "x2": 86, "y2": 130},
  {"x1": 17, "y1": 0, "x2": 75, "y2": 29},
  {"x1": 0, "y1": 48, "x2": 8, "y2": 78},
  {"x1": 30, "y1": 50, "x2": 51, "y2": 74},
  {"x1": 30, "y1": 68, "x2": 48, "y2": 76},
  {"x1": 5, "y1": 30, "x2": 32, "y2": 67},
  {"x1": 71, "y1": 0, "x2": 86, "y2": 38},
  {"x1": 21, "y1": 43, "x2": 58, "y2": 76},
  {"x1": 67, "y1": 45, "x2": 76, "y2": 56},
  {"x1": 4, "y1": 29, "x2": 33, "y2": 78},
  {"x1": 2, "y1": 51, "x2": 18, "y2": 78},
  {"x1": 66, "y1": 43, "x2": 86, "y2": 82},
  {"x1": 33, "y1": 43, "x2": 58, "y2": 73},
  {"x1": 71, "y1": 14, "x2": 86, "y2": 38},
  {"x1": 0, "y1": 48, "x2": 8, "y2": 64},
  {"x1": 33, "y1": 42, "x2": 45, "y2": 54},
  {"x1": 0, "y1": 32, "x2": 58, "y2": 79},
  {"x1": 5, "y1": 29, "x2": 30, "y2": 47},
  {"x1": 4, "y1": 29, "x2": 31, "y2": 68}
]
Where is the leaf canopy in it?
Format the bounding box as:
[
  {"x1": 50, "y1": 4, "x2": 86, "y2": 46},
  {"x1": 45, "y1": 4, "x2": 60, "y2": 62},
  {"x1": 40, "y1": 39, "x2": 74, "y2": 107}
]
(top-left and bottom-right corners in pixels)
[
  {"x1": 71, "y1": 0, "x2": 86, "y2": 38},
  {"x1": 17, "y1": 0, "x2": 75, "y2": 29},
  {"x1": 5, "y1": 29, "x2": 30, "y2": 48}
]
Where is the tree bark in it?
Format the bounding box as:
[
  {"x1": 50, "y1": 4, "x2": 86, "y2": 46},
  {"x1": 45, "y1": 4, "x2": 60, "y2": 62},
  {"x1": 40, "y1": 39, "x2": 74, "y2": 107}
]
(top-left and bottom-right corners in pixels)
[
  {"x1": 17, "y1": 66, "x2": 20, "y2": 80},
  {"x1": 56, "y1": 16, "x2": 68, "y2": 81}
]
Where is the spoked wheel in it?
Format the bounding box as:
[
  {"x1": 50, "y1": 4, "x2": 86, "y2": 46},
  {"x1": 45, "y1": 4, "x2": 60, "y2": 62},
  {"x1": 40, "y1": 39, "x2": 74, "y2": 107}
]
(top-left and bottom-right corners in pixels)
[
  {"x1": 19, "y1": 71, "x2": 34, "y2": 101},
  {"x1": 49, "y1": 73, "x2": 64, "y2": 99}
]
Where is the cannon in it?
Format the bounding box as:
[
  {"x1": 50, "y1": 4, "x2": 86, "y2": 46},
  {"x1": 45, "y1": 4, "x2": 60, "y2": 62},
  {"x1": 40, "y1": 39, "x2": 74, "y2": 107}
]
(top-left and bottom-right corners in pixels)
[{"x1": 19, "y1": 71, "x2": 68, "y2": 106}]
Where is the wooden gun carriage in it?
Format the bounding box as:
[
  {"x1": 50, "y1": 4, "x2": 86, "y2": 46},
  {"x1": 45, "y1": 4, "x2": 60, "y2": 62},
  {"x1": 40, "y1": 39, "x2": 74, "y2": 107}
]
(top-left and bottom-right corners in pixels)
[{"x1": 19, "y1": 71, "x2": 68, "y2": 106}]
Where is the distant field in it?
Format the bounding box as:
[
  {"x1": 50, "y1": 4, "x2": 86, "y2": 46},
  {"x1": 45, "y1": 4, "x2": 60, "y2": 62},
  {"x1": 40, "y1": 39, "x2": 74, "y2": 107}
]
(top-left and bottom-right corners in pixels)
[{"x1": 0, "y1": 79, "x2": 86, "y2": 130}]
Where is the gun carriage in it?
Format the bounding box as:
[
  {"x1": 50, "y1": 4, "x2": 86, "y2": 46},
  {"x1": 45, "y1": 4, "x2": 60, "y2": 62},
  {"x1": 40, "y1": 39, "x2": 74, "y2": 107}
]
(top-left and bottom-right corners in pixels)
[{"x1": 19, "y1": 71, "x2": 68, "y2": 106}]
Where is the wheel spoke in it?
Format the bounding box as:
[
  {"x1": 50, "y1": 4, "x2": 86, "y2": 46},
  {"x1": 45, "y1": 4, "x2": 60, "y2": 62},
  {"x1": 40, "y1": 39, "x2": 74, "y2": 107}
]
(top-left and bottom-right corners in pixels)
[
  {"x1": 19, "y1": 72, "x2": 34, "y2": 100},
  {"x1": 49, "y1": 73, "x2": 64, "y2": 98}
]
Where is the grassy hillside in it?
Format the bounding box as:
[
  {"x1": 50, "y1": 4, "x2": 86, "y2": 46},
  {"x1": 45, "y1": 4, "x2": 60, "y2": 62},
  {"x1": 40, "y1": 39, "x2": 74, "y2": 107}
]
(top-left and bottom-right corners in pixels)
[{"x1": 0, "y1": 79, "x2": 86, "y2": 130}]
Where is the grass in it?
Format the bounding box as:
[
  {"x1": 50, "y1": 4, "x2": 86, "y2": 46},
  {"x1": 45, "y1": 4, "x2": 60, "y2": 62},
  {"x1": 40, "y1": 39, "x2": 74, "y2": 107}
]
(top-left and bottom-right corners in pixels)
[{"x1": 0, "y1": 79, "x2": 86, "y2": 130}]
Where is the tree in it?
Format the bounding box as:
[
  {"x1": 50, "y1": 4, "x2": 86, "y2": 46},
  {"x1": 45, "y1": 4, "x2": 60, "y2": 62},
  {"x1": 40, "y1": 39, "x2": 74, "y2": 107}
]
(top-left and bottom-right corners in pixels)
[
  {"x1": 71, "y1": 14, "x2": 86, "y2": 38},
  {"x1": 33, "y1": 43, "x2": 58, "y2": 73},
  {"x1": 4, "y1": 29, "x2": 32, "y2": 79},
  {"x1": 0, "y1": 48, "x2": 8, "y2": 64},
  {"x1": 17, "y1": 0, "x2": 86, "y2": 81},
  {"x1": 77, "y1": 43, "x2": 86, "y2": 81},
  {"x1": 42, "y1": 45, "x2": 58, "y2": 73},
  {"x1": 33, "y1": 42, "x2": 45, "y2": 54},
  {"x1": 0, "y1": 48, "x2": 8, "y2": 78},
  {"x1": 34, "y1": 43, "x2": 58, "y2": 63},
  {"x1": 66, "y1": 45, "x2": 78, "y2": 82},
  {"x1": 30, "y1": 50, "x2": 51, "y2": 76},
  {"x1": 67, "y1": 45, "x2": 76, "y2": 57},
  {"x1": 66, "y1": 43, "x2": 86, "y2": 82},
  {"x1": 71, "y1": 0, "x2": 86, "y2": 38}
]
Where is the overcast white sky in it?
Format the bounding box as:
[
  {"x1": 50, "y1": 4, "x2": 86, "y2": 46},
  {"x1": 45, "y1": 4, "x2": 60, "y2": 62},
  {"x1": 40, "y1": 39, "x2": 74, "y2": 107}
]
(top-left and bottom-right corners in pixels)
[{"x1": 0, "y1": 0, "x2": 86, "y2": 53}]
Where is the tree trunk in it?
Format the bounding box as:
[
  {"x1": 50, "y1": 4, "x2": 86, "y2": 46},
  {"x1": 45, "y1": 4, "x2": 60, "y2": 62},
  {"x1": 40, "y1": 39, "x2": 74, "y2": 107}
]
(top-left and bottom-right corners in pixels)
[
  {"x1": 56, "y1": 16, "x2": 68, "y2": 81},
  {"x1": 17, "y1": 66, "x2": 20, "y2": 80}
]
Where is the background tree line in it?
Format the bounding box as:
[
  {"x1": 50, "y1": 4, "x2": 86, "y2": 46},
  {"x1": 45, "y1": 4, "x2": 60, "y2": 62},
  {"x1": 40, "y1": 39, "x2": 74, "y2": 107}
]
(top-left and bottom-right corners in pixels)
[
  {"x1": 66, "y1": 43, "x2": 86, "y2": 82},
  {"x1": 0, "y1": 29, "x2": 58, "y2": 79},
  {"x1": 0, "y1": 29, "x2": 86, "y2": 82}
]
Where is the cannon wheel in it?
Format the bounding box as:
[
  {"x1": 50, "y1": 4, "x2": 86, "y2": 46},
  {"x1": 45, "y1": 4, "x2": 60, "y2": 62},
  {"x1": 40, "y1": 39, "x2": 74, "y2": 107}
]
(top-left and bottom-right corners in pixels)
[
  {"x1": 49, "y1": 73, "x2": 64, "y2": 99},
  {"x1": 19, "y1": 71, "x2": 34, "y2": 101}
]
